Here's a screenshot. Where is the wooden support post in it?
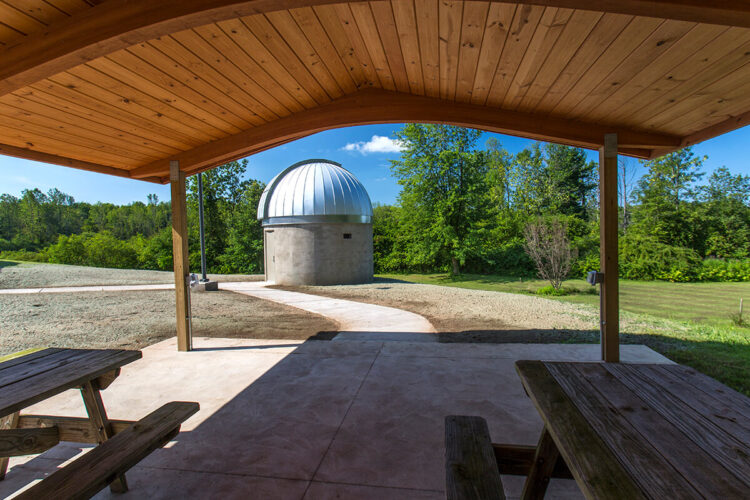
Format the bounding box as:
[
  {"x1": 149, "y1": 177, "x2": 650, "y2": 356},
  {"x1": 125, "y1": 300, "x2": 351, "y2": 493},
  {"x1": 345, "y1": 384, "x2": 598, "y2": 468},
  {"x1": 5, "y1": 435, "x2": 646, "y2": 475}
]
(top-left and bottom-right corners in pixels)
[
  {"x1": 0, "y1": 412, "x2": 19, "y2": 480},
  {"x1": 80, "y1": 381, "x2": 127, "y2": 492},
  {"x1": 521, "y1": 427, "x2": 561, "y2": 500},
  {"x1": 599, "y1": 134, "x2": 620, "y2": 362},
  {"x1": 170, "y1": 160, "x2": 192, "y2": 352}
]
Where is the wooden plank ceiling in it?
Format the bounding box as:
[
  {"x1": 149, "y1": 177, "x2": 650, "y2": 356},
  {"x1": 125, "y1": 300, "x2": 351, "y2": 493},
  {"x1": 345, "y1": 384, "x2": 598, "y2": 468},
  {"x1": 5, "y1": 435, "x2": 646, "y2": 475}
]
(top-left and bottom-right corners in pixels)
[{"x1": 1, "y1": 1, "x2": 750, "y2": 183}]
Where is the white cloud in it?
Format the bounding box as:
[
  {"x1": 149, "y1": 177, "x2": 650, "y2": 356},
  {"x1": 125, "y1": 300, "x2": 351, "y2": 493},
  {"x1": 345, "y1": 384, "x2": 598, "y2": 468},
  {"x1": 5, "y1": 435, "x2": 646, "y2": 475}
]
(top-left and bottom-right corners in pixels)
[{"x1": 342, "y1": 135, "x2": 403, "y2": 154}]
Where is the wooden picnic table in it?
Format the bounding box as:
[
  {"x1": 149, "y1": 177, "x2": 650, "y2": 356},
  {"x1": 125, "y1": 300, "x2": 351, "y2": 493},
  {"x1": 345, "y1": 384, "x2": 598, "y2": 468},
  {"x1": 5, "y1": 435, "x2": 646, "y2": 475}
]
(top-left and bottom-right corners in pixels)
[
  {"x1": 0, "y1": 348, "x2": 198, "y2": 499},
  {"x1": 513, "y1": 361, "x2": 750, "y2": 500}
]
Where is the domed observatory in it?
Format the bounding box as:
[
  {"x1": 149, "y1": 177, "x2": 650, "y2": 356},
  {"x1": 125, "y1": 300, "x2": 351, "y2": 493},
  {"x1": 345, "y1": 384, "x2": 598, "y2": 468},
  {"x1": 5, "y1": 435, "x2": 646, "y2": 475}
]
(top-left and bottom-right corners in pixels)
[{"x1": 257, "y1": 159, "x2": 374, "y2": 285}]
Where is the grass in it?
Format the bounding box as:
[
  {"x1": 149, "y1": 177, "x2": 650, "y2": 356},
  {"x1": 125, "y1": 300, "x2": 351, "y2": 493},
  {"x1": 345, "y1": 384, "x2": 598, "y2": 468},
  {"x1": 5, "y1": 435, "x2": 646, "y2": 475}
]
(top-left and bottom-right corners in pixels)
[{"x1": 379, "y1": 272, "x2": 750, "y2": 396}]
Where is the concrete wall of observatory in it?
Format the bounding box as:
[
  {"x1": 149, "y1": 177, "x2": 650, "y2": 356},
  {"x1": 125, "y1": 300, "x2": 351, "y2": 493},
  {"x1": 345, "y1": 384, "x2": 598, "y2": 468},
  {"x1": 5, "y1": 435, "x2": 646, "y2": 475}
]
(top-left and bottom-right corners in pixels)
[{"x1": 264, "y1": 223, "x2": 373, "y2": 285}]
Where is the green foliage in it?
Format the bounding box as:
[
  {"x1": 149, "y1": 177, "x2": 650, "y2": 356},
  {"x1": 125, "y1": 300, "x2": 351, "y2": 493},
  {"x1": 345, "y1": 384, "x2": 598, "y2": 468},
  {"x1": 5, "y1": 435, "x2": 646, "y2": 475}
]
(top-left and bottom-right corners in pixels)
[
  {"x1": 535, "y1": 285, "x2": 570, "y2": 296},
  {"x1": 46, "y1": 231, "x2": 139, "y2": 269},
  {"x1": 619, "y1": 234, "x2": 702, "y2": 281},
  {"x1": 697, "y1": 259, "x2": 750, "y2": 282}
]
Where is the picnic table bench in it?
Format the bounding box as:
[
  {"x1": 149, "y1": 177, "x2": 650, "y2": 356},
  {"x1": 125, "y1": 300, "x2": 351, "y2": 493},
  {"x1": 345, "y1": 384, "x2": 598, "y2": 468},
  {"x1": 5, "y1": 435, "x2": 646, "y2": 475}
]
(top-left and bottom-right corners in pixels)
[
  {"x1": 446, "y1": 361, "x2": 750, "y2": 500},
  {"x1": 0, "y1": 348, "x2": 199, "y2": 498}
]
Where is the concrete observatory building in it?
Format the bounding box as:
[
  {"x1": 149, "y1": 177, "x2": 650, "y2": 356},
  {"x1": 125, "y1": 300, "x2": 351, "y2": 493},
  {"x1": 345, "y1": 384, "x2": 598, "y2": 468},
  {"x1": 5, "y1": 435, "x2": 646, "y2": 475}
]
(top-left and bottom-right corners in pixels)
[{"x1": 257, "y1": 159, "x2": 374, "y2": 285}]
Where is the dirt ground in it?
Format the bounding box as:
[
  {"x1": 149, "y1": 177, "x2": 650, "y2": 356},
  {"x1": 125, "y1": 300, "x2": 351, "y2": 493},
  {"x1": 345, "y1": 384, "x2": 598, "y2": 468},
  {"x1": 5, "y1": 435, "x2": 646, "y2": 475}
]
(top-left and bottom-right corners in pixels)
[
  {"x1": 0, "y1": 288, "x2": 338, "y2": 356},
  {"x1": 282, "y1": 279, "x2": 661, "y2": 344},
  {"x1": 0, "y1": 261, "x2": 263, "y2": 289}
]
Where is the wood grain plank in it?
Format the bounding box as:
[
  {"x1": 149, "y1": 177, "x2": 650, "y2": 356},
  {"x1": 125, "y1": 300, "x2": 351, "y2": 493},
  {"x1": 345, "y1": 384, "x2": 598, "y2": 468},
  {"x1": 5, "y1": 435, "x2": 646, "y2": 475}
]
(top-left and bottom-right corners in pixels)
[
  {"x1": 15, "y1": 401, "x2": 199, "y2": 500},
  {"x1": 369, "y1": 0, "x2": 410, "y2": 93},
  {"x1": 332, "y1": 3, "x2": 381, "y2": 89},
  {"x1": 0, "y1": 411, "x2": 19, "y2": 479},
  {"x1": 3, "y1": 88, "x2": 183, "y2": 156},
  {"x1": 0, "y1": 3, "x2": 46, "y2": 34},
  {"x1": 243, "y1": 13, "x2": 333, "y2": 104},
  {"x1": 0, "y1": 94, "x2": 179, "y2": 158},
  {"x1": 570, "y1": 19, "x2": 697, "y2": 121},
  {"x1": 531, "y1": 12, "x2": 631, "y2": 114},
  {"x1": 349, "y1": 2, "x2": 396, "y2": 92},
  {"x1": 0, "y1": 426, "x2": 60, "y2": 457},
  {"x1": 550, "y1": 16, "x2": 663, "y2": 117},
  {"x1": 204, "y1": 20, "x2": 316, "y2": 109},
  {"x1": 470, "y1": 2, "x2": 516, "y2": 106},
  {"x1": 571, "y1": 363, "x2": 748, "y2": 497},
  {"x1": 267, "y1": 9, "x2": 347, "y2": 97},
  {"x1": 65, "y1": 64, "x2": 221, "y2": 143},
  {"x1": 545, "y1": 362, "x2": 701, "y2": 498},
  {"x1": 124, "y1": 42, "x2": 267, "y2": 127},
  {"x1": 582, "y1": 23, "x2": 727, "y2": 123},
  {"x1": 0, "y1": 348, "x2": 62, "y2": 373},
  {"x1": 3, "y1": 0, "x2": 67, "y2": 25},
  {"x1": 515, "y1": 360, "x2": 645, "y2": 500},
  {"x1": 312, "y1": 4, "x2": 369, "y2": 90},
  {"x1": 484, "y1": 4, "x2": 544, "y2": 108},
  {"x1": 606, "y1": 26, "x2": 750, "y2": 125},
  {"x1": 454, "y1": 1, "x2": 489, "y2": 103},
  {"x1": 107, "y1": 48, "x2": 258, "y2": 130},
  {"x1": 289, "y1": 6, "x2": 359, "y2": 93},
  {"x1": 504, "y1": 7, "x2": 572, "y2": 110},
  {"x1": 29, "y1": 77, "x2": 199, "y2": 150},
  {"x1": 18, "y1": 415, "x2": 134, "y2": 443},
  {"x1": 516, "y1": 9, "x2": 601, "y2": 112},
  {"x1": 445, "y1": 415, "x2": 505, "y2": 500},
  {"x1": 0, "y1": 350, "x2": 141, "y2": 417},
  {"x1": 151, "y1": 30, "x2": 293, "y2": 118},
  {"x1": 438, "y1": 0, "x2": 463, "y2": 101},
  {"x1": 414, "y1": 0, "x2": 440, "y2": 98},
  {"x1": 604, "y1": 363, "x2": 750, "y2": 486},
  {"x1": 519, "y1": 427, "x2": 559, "y2": 500},
  {"x1": 392, "y1": 0, "x2": 425, "y2": 95}
]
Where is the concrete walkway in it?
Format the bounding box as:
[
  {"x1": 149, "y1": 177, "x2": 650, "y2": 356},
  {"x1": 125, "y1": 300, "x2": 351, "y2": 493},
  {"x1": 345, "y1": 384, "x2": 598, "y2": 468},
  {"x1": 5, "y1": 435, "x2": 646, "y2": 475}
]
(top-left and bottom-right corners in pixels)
[
  {"x1": 221, "y1": 281, "x2": 437, "y2": 342},
  {"x1": 0, "y1": 283, "x2": 173, "y2": 294},
  {"x1": 0, "y1": 281, "x2": 438, "y2": 341},
  {"x1": 2, "y1": 337, "x2": 672, "y2": 500}
]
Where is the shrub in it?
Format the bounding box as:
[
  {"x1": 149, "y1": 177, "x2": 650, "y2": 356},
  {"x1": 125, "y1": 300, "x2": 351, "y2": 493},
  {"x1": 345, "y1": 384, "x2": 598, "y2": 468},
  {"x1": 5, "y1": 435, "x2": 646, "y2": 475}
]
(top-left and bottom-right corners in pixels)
[
  {"x1": 619, "y1": 234, "x2": 701, "y2": 281},
  {"x1": 524, "y1": 218, "x2": 572, "y2": 290},
  {"x1": 697, "y1": 259, "x2": 750, "y2": 282},
  {"x1": 0, "y1": 250, "x2": 47, "y2": 262},
  {"x1": 535, "y1": 285, "x2": 570, "y2": 296}
]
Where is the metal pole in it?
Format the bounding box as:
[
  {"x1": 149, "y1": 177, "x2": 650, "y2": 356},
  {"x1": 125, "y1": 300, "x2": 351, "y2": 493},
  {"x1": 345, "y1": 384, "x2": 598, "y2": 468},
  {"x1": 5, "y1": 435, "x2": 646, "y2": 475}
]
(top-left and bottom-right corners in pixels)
[{"x1": 197, "y1": 172, "x2": 208, "y2": 282}]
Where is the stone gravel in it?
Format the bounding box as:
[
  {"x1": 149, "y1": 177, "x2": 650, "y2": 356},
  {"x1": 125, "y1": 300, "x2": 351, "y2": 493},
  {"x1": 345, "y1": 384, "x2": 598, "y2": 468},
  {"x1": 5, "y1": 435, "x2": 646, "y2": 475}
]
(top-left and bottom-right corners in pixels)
[{"x1": 0, "y1": 261, "x2": 263, "y2": 289}]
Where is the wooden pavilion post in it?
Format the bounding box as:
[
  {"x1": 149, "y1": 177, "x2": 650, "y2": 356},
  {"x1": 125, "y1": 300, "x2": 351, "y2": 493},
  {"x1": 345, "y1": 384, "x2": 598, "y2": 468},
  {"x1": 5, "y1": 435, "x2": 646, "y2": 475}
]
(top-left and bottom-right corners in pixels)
[
  {"x1": 599, "y1": 134, "x2": 619, "y2": 362},
  {"x1": 170, "y1": 160, "x2": 192, "y2": 352}
]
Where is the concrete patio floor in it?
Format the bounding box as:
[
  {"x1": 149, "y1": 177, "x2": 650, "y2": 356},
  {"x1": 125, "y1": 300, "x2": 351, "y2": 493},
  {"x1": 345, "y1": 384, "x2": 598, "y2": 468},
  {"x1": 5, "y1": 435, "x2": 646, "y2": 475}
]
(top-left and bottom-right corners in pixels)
[{"x1": 2, "y1": 337, "x2": 672, "y2": 499}]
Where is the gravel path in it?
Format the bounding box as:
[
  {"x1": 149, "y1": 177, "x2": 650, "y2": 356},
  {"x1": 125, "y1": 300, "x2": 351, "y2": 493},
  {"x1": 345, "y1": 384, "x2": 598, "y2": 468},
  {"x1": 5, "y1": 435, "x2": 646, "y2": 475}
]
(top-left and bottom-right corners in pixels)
[
  {"x1": 0, "y1": 261, "x2": 262, "y2": 289},
  {"x1": 0, "y1": 289, "x2": 337, "y2": 356}
]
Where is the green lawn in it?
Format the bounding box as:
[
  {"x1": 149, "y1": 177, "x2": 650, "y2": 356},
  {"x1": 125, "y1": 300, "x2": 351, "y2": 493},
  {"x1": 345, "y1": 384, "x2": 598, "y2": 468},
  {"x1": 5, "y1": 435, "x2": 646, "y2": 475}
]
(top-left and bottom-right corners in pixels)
[{"x1": 379, "y1": 273, "x2": 750, "y2": 396}]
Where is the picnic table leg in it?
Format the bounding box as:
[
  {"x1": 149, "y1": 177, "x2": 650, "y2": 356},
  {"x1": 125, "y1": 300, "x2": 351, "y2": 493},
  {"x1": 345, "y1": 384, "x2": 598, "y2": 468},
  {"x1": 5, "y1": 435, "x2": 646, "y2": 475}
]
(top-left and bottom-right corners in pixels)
[
  {"x1": 0, "y1": 412, "x2": 20, "y2": 480},
  {"x1": 80, "y1": 381, "x2": 128, "y2": 493},
  {"x1": 520, "y1": 426, "x2": 561, "y2": 500}
]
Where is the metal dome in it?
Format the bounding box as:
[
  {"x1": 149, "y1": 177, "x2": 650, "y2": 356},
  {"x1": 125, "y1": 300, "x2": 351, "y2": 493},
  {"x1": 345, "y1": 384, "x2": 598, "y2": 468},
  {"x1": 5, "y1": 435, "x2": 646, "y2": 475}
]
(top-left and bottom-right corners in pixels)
[{"x1": 257, "y1": 159, "x2": 373, "y2": 225}]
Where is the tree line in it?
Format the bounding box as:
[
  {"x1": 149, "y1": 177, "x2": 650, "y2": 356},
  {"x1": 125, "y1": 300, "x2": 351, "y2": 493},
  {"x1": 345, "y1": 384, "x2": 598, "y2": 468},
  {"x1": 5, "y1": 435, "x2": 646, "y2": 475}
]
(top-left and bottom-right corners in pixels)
[{"x1": 2, "y1": 125, "x2": 750, "y2": 283}]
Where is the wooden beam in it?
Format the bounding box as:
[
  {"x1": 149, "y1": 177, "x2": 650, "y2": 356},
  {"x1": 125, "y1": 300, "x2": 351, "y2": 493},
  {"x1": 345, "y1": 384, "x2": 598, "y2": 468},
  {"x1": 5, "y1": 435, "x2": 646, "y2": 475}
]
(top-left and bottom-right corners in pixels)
[
  {"x1": 0, "y1": 412, "x2": 19, "y2": 480},
  {"x1": 493, "y1": 443, "x2": 573, "y2": 479},
  {"x1": 0, "y1": 143, "x2": 161, "y2": 183},
  {"x1": 18, "y1": 415, "x2": 133, "y2": 443},
  {"x1": 520, "y1": 427, "x2": 562, "y2": 500},
  {"x1": 0, "y1": 427, "x2": 60, "y2": 457},
  {"x1": 170, "y1": 160, "x2": 192, "y2": 352},
  {"x1": 2, "y1": 1, "x2": 750, "y2": 98},
  {"x1": 131, "y1": 89, "x2": 681, "y2": 179},
  {"x1": 80, "y1": 381, "x2": 127, "y2": 492},
  {"x1": 599, "y1": 133, "x2": 620, "y2": 363}
]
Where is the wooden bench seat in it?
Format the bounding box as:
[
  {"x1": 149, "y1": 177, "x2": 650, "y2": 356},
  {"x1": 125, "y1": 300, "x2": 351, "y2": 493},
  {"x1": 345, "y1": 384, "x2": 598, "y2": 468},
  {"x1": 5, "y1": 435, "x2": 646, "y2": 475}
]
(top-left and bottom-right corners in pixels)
[
  {"x1": 16, "y1": 401, "x2": 199, "y2": 500},
  {"x1": 445, "y1": 415, "x2": 505, "y2": 500}
]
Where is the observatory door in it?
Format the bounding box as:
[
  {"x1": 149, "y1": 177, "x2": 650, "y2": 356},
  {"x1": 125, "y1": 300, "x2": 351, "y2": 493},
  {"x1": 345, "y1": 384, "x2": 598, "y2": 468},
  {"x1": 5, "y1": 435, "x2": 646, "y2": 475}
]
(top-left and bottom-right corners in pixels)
[{"x1": 264, "y1": 229, "x2": 274, "y2": 283}]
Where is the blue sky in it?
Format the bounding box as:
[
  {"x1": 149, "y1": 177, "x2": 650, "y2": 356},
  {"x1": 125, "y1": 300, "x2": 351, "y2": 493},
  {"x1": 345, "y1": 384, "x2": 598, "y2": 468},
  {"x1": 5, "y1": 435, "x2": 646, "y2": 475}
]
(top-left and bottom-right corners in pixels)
[{"x1": 1, "y1": 123, "x2": 749, "y2": 206}]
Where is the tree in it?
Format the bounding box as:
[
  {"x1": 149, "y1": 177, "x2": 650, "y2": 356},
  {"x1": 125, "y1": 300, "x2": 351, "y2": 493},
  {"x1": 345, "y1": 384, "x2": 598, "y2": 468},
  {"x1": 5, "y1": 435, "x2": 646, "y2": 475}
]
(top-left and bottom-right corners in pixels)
[
  {"x1": 524, "y1": 218, "x2": 572, "y2": 290},
  {"x1": 544, "y1": 143, "x2": 597, "y2": 220},
  {"x1": 632, "y1": 147, "x2": 706, "y2": 247},
  {"x1": 391, "y1": 124, "x2": 489, "y2": 275},
  {"x1": 618, "y1": 156, "x2": 638, "y2": 230}
]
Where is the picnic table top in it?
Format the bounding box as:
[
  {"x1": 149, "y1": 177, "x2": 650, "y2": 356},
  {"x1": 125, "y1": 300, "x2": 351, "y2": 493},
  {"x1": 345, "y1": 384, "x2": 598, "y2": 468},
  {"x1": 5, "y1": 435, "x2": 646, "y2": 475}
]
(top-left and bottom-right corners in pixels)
[
  {"x1": 515, "y1": 361, "x2": 750, "y2": 500},
  {"x1": 0, "y1": 348, "x2": 141, "y2": 418}
]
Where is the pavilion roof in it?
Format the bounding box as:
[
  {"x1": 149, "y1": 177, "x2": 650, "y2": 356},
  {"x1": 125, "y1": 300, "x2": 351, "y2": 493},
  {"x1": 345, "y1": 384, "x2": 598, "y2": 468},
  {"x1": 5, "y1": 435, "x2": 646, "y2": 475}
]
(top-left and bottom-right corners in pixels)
[{"x1": 1, "y1": 0, "x2": 749, "y2": 183}]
